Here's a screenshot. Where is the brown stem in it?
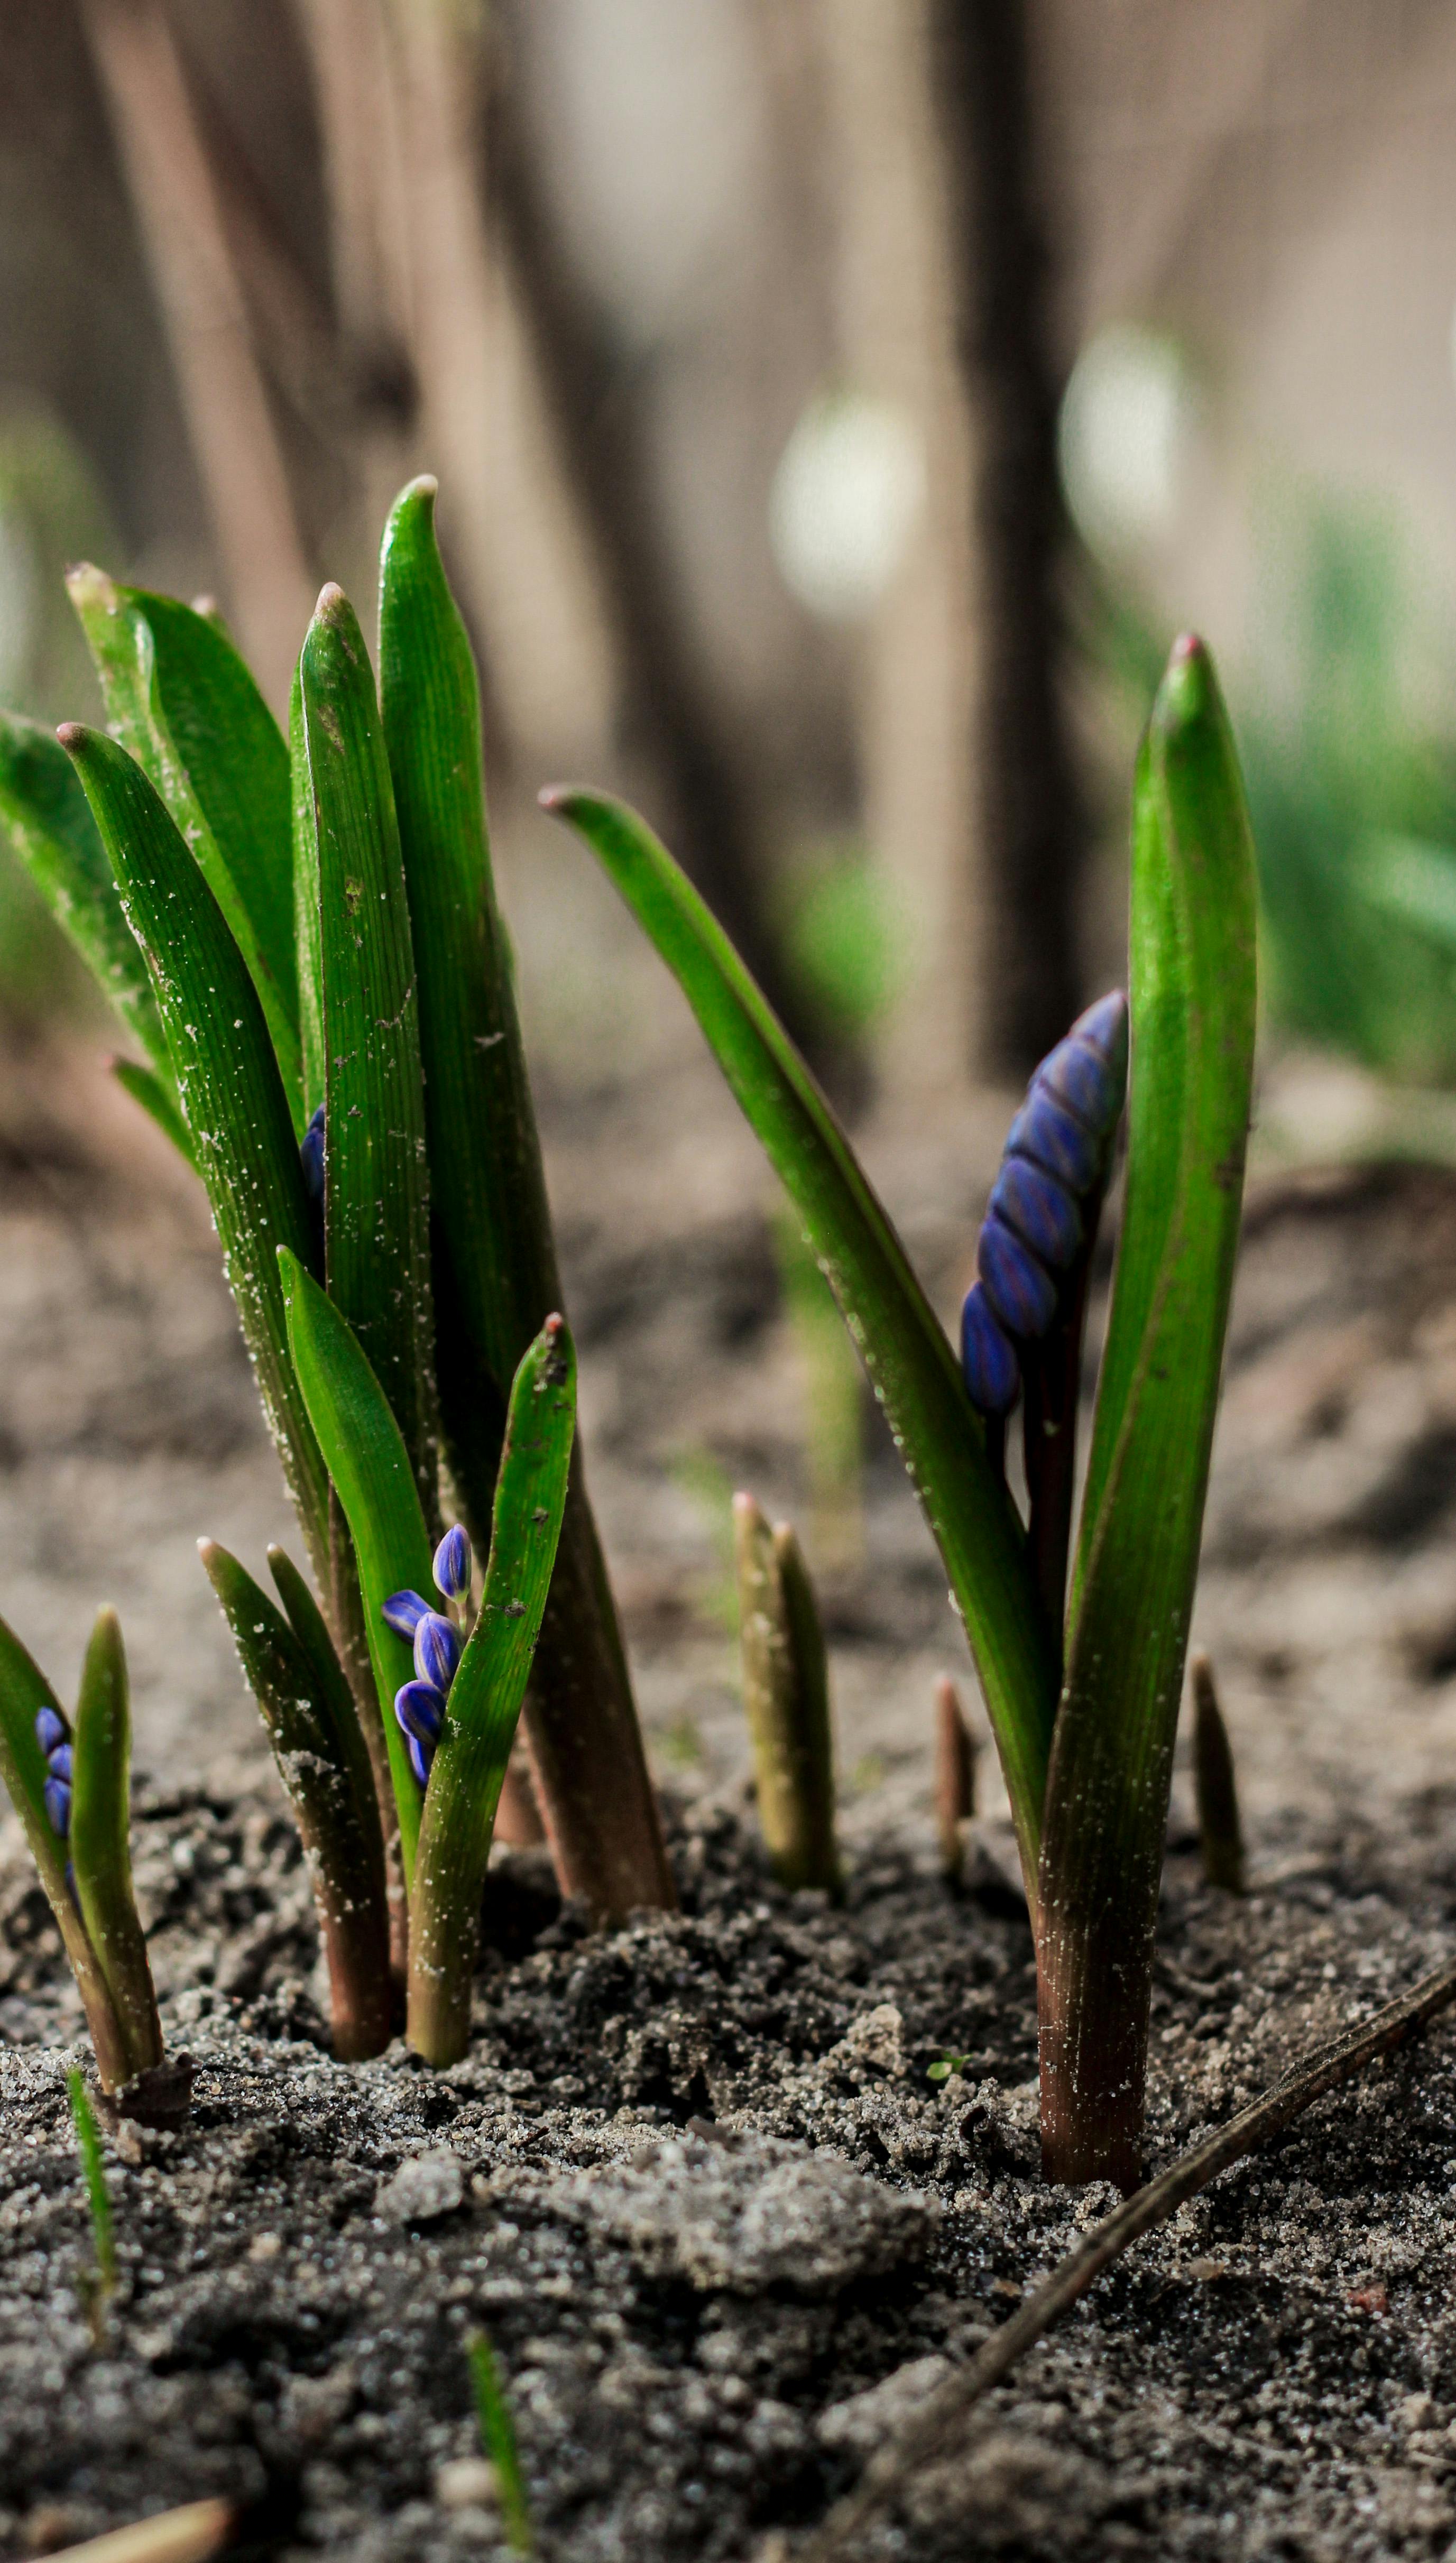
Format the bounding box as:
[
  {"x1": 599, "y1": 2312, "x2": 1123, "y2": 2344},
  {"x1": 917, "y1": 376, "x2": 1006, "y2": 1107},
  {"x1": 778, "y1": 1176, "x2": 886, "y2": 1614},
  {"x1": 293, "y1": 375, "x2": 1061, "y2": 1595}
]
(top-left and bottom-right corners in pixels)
[
  {"x1": 929, "y1": 0, "x2": 1084, "y2": 1076},
  {"x1": 796, "y1": 1949, "x2": 1456, "y2": 2562},
  {"x1": 493, "y1": 1748, "x2": 546, "y2": 1850},
  {"x1": 519, "y1": 1461, "x2": 676, "y2": 1923},
  {"x1": 1191, "y1": 1651, "x2": 1246, "y2": 1895},
  {"x1": 328, "y1": 1498, "x2": 408, "y2": 1993},
  {"x1": 934, "y1": 1675, "x2": 976, "y2": 1883}
]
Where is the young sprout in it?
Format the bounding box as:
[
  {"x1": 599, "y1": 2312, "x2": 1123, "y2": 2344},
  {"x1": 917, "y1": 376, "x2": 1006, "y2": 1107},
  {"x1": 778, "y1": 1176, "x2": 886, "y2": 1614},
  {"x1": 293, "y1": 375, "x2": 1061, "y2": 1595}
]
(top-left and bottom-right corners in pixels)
[
  {"x1": 468, "y1": 2332, "x2": 533, "y2": 2556},
  {"x1": 0, "y1": 1609, "x2": 177, "y2": 2115},
  {"x1": 733, "y1": 1494, "x2": 842, "y2": 1897},
  {"x1": 68, "y1": 2067, "x2": 117, "y2": 2350},
  {"x1": 1190, "y1": 1651, "x2": 1246, "y2": 1895},
  {"x1": 549, "y1": 629, "x2": 1256, "y2": 2189}
]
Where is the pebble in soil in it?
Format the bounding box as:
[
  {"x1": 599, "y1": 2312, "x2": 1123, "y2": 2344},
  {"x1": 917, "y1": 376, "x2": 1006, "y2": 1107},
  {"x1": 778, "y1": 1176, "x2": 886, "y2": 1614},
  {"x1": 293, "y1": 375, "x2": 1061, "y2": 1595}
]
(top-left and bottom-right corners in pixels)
[{"x1": 4, "y1": 1774, "x2": 1456, "y2": 2558}]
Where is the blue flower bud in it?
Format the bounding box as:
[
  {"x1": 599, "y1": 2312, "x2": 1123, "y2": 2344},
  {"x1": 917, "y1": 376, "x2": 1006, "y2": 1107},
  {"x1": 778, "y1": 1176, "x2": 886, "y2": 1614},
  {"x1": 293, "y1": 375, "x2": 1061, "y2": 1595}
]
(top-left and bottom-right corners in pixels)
[
  {"x1": 300, "y1": 1103, "x2": 326, "y2": 1205},
  {"x1": 394, "y1": 1680, "x2": 445, "y2": 1748},
  {"x1": 383, "y1": 1589, "x2": 432, "y2": 1640},
  {"x1": 46, "y1": 1744, "x2": 73, "y2": 1785},
  {"x1": 44, "y1": 1775, "x2": 71, "y2": 1839},
  {"x1": 432, "y1": 1525, "x2": 472, "y2": 1601},
  {"x1": 961, "y1": 1282, "x2": 1020, "y2": 1415},
  {"x1": 988, "y1": 1156, "x2": 1082, "y2": 1274},
  {"x1": 406, "y1": 1732, "x2": 432, "y2": 1788},
  {"x1": 1005, "y1": 1086, "x2": 1102, "y2": 1196},
  {"x1": 34, "y1": 1706, "x2": 66, "y2": 1760},
  {"x1": 414, "y1": 1611, "x2": 462, "y2": 1694},
  {"x1": 978, "y1": 1211, "x2": 1058, "y2": 1339}
]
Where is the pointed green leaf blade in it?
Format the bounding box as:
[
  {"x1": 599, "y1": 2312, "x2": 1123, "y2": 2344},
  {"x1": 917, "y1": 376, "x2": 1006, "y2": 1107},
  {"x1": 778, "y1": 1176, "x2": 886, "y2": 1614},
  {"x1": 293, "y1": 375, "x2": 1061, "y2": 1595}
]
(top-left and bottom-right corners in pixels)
[
  {"x1": 279, "y1": 1245, "x2": 434, "y2": 1882},
  {"x1": 0, "y1": 710, "x2": 170, "y2": 1079},
  {"x1": 545, "y1": 785, "x2": 1055, "y2": 1879},
  {"x1": 1039, "y1": 635, "x2": 1258, "y2": 2175},
  {"x1": 290, "y1": 660, "x2": 326, "y2": 1115},
  {"x1": 409, "y1": 1316, "x2": 576, "y2": 2066},
  {"x1": 69, "y1": 1608, "x2": 162, "y2": 2082},
  {"x1": 379, "y1": 478, "x2": 556, "y2": 1485},
  {"x1": 299, "y1": 584, "x2": 435, "y2": 1516},
  {"x1": 201, "y1": 1541, "x2": 390, "y2": 2059},
  {"x1": 267, "y1": 1543, "x2": 381, "y2": 1845},
  {"x1": 0, "y1": 1614, "x2": 130, "y2": 2089},
  {"x1": 68, "y1": 567, "x2": 303, "y2": 1128},
  {"x1": 60, "y1": 724, "x2": 331, "y2": 1587}
]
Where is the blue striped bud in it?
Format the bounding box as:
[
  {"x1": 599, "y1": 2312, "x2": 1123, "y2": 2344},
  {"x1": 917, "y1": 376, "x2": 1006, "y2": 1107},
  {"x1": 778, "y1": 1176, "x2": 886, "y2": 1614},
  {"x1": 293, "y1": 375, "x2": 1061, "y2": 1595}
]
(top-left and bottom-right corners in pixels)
[
  {"x1": 414, "y1": 1611, "x2": 461, "y2": 1695},
  {"x1": 406, "y1": 1732, "x2": 432, "y2": 1789},
  {"x1": 432, "y1": 1525, "x2": 471, "y2": 1602},
  {"x1": 394, "y1": 1681, "x2": 445, "y2": 1748},
  {"x1": 383, "y1": 1589, "x2": 432, "y2": 1640},
  {"x1": 44, "y1": 1775, "x2": 71, "y2": 1838},
  {"x1": 978, "y1": 1211, "x2": 1058, "y2": 1339},
  {"x1": 34, "y1": 1706, "x2": 66, "y2": 1760},
  {"x1": 1005, "y1": 1087, "x2": 1102, "y2": 1196},
  {"x1": 45, "y1": 1744, "x2": 73, "y2": 1785},
  {"x1": 1035, "y1": 1002, "x2": 1128, "y2": 1140},
  {"x1": 961, "y1": 1282, "x2": 1020, "y2": 1415},
  {"x1": 988, "y1": 1155, "x2": 1082, "y2": 1274},
  {"x1": 300, "y1": 1103, "x2": 325, "y2": 1205}
]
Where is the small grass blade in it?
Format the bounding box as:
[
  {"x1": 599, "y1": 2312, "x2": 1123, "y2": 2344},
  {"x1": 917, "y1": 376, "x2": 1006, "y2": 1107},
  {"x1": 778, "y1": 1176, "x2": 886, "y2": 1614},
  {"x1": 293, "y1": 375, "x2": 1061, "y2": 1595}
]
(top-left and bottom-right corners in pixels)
[
  {"x1": 67, "y1": 2067, "x2": 116, "y2": 2349},
  {"x1": 59, "y1": 724, "x2": 331, "y2": 1593},
  {"x1": 280, "y1": 1246, "x2": 434, "y2": 1882},
  {"x1": 1038, "y1": 636, "x2": 1258, "y2": 2186},
  {"x1": 68, "y1": 568, "x2": 303, "y2": 1127},
  {"x1": 468, "y1": 2332, "x2": 533, "y2": 2556},
  {"x1": 1190, "y1": 1651, "x2": 1245, "y2": 1895},
  {"x1": 408, "y1": 1318, "x2": 576, "y2": 2066},
  {"x1": 0, "y1": 710, "x2": 171, "y2": 1082},
  {"x1": 543, "y1": 785, "x2": 1055, "y2": 1889},
  {"x1": 298, "y1": 583, "x2": 435, "y2": 1516},
  {"x1": 108, "y1": 1058, "x2": 198, "y2": 1169},
  {"x1": 201, "y1": 1542, "x2": 391, "y2": 2058},
  {"x1": 70, "y1": 1609, "x2": 163, "y2": 2084},
  {"x1": 0, "y1": 1615, "x2": 131, "y2": 2091}
]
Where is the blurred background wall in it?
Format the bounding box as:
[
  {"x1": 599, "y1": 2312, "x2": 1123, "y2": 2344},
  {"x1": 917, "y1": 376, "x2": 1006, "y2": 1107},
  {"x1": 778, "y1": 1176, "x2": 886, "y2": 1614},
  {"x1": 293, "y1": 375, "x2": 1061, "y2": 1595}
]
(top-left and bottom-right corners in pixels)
[{"x1": 6, "y1": 0, "x2": 1456, "y2": 1122}]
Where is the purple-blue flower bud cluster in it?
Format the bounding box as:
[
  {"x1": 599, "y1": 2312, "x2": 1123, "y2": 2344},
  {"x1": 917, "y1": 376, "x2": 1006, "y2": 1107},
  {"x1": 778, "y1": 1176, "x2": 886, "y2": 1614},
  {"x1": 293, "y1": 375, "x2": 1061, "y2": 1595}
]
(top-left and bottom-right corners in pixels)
[
  {"x1": 34, "y1": 1704, "x2": 72, "y2": 1839},
  {"x1": 383, "y1": 1525, "x2": 474, "y2": 1786},
  {"x1": 961, "y1": 991, "x2": 1129, "y2": 1417},
  {"x1": 300, "y1": 1103, "x2": 325, "y2": 1205}
]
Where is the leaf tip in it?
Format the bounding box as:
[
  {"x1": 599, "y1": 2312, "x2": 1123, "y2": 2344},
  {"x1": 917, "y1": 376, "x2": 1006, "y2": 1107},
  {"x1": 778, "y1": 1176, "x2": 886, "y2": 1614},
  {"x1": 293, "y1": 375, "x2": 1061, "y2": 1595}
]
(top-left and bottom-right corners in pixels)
[
  {"x1": 64, "y1": 561, "x2": 118, "y2": 615},
  {"x1": 1154, "y1": 631, "x2": 1216, "y2": 737},
  {"x1": 54, "y1": 722, "x2": 86, "y2": 757}
]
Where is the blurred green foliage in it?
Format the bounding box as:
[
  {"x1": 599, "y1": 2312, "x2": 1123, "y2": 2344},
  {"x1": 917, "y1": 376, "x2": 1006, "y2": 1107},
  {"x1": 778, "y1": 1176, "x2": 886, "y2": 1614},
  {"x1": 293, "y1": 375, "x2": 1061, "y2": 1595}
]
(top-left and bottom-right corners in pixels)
[
  {"x1": 780, "y1": 838, "x2": 906, "y2": 1042},
  {"x1": 0, "y1": 401, "x2": 114, "y2": 1025}
]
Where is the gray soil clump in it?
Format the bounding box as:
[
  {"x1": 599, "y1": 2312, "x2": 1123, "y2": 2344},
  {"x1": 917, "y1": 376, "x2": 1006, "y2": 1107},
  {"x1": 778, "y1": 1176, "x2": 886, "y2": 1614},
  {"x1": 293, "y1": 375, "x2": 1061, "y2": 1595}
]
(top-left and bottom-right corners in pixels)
[{"x1": 3, "y1": 1780, "x2": 1456, "y2": 2561}]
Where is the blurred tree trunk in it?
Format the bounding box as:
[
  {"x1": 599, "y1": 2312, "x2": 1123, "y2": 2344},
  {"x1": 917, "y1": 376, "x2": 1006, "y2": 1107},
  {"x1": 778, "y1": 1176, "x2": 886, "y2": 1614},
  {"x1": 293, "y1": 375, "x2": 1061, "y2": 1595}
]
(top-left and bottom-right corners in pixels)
[
  {"x1": 487, "y1": 3, "x2": 810, "y2": 1054},
  {"x1": 932, "y1": 0, "x2": 1084, "y2": 1076}
]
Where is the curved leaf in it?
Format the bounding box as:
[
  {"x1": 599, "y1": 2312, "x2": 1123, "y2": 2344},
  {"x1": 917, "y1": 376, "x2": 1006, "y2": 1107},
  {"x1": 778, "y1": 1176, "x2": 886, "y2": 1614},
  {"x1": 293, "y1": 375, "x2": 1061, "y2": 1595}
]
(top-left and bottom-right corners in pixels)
[
  {"x1": 70, "y1": 1608, "x2": 162, "y2": 2081},
  {"x1": 108, "y1": 1057, "x2": 197, "y2": 1168},
  {"x1": 409, "y1": 1316, "x2": 576, "y2": 2065},
  {"x1": 60, "y1": 724, "x2": 331, "y2": 1589},
  {"x1": 68, "y1": 566, "x2": 303, "y2": 1127},
  {"x1": 543, "y1": 785, "x2": 1055, "y2": 1882}
]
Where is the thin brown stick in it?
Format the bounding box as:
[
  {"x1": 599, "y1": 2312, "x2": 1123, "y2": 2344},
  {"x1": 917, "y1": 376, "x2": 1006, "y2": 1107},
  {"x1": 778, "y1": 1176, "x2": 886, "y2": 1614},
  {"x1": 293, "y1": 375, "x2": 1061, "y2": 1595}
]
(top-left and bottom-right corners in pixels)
[
  {"x1": 794, "y1": 1949, "x2": 1456, "y2": 2560},
  {"x1": 933, "y1": 1674, "x2": 976, "y2": 1880},
  {"x1": 1191, "y1": 1650, "x2": 1246, "y2": 1895},
  {"x1": 47, "y1": 2497, "x2": 234, "y2": 2563}
]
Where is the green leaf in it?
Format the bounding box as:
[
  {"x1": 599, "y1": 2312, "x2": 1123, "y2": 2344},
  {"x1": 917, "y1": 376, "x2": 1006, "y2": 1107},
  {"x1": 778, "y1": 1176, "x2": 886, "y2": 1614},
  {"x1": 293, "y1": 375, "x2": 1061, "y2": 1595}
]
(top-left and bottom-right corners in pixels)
[
  {"x1": 0, "y1": 709, "x2": 170, "y2": 1080},
  {"x1": 290, "y1": 661, "x2": 326, "y2": 1115},
  {"x1": 0, "y1": 1614, "x2": 131, "y2": 2090},
  {"x1": 267, "y1": 1543, "x2": 381, "y2": 1847},
  {"x1": 1359, "y1": 832, "x2": 1456, "y2": 952},
  {"x1": 201, "y1": 1540, "x2": 390, "y2": 2060},
  {"x1": 545, "y1": 785, "x2": 1056, "y2": 1884},
  {"x1": 279, "y1": 1245, "x2": 434, "y2": 1882},
  {"x1": 379, "y1": 479, "x2": 557, "y2": 1500},
  {"x1": 60, "y1": 724, "x2": 331, "y2": 1589},
  {"x1": 70, "y1": 1608, "x2": 162, "y2": 2082},
  {"x1": 409, "y1": 1316, "x2": 576, "y2": 2066},
  {"x1": 298, "y1": 584, "x2": 435, "y2": 1513},
  {"x1": 1038, "y1": 635, "x2": 1257, "y2": 2180},
  {"x1": 108, "y1": 1057, "x2": 198, "y2": 1169},
  {"x1": 67, "y1": 567, "x2": 303, "y2": 1128}
]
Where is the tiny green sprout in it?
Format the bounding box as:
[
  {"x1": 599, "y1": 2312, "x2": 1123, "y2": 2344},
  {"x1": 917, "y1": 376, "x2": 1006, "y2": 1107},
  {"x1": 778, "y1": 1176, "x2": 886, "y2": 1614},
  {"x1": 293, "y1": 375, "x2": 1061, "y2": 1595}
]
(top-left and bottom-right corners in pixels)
[
  {"x1": 927, "y1": 2054, "x2": 974, "y2": 2085},
  {"x1": 469, "y1": 2331, "x2": 533, "y2": 2556},
  {"x1": 68, "y1": 2067, "x2": 117, "y2": 2349}
]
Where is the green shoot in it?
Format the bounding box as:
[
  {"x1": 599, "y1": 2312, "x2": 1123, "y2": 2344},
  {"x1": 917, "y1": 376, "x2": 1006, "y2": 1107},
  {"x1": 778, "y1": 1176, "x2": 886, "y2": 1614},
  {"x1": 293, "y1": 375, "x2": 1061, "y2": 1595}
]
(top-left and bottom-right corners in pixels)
[
  {"x1": 468, "y1": 2332, "x2": 533, "y2": 2556},
  {"x1": 67, "y1": 2068, "x2": 117, "y2": 2349},
  {"x1": 733, "y1": 1494, "x2": 841, "y2": 1897},
  {"x1": 1190, "y1": 1652, "x2": 1246, "y2": 1897},
  {"x1": 69, "y1": 1609, "x2": 163, "y2": 2085},
  {"x1": 773, "y1": 1202, "x2": 864, "y2": 1570},
  {"x1": 926, "y1": 2054, "x2": 974, "y2": 2085}
]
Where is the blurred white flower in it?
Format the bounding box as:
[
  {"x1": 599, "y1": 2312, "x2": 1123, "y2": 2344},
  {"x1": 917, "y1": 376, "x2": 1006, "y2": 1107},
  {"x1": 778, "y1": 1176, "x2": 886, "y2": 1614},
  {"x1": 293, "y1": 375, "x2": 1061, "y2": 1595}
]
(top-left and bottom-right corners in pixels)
[
  {"x1": 1058, "y1": 325, "x2": 1194, "y2": 556},
  {"x1": 770, "y1": 393, "x2": 925, "y2": 623}
]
